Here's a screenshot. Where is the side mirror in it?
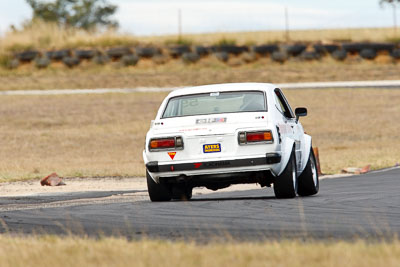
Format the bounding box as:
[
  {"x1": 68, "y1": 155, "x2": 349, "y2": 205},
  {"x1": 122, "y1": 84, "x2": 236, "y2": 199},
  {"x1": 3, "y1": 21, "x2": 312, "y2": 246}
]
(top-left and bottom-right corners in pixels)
[{"x1": 295, "y1": 107, "x2": 307, "y2": 122}]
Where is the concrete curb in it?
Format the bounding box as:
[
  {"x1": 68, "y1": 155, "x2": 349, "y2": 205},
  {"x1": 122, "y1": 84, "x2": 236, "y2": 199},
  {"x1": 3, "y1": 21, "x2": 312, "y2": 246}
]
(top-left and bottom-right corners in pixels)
[{"x1": 1, "y1": 80, "x2": 400, "y2": 96}]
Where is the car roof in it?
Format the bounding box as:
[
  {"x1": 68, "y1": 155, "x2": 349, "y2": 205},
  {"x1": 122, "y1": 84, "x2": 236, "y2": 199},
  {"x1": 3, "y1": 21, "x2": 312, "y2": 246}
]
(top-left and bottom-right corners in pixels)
[{"x1": 167, "y1": 83, "x2": 277, "y2": 98}]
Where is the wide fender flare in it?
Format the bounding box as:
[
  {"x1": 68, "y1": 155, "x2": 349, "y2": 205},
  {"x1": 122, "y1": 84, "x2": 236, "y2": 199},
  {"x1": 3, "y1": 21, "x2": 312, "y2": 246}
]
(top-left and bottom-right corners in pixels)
[
  {"x1": 299, "y1": 134, "x2": 312, "y2": 174},
  {"x1": 142, "y1": 150, "x2": 149, "y2": 164},
  {"x1": 143, "y1": 150, "x2": 159, "y2": 183},
  {"x1": 276, "y1": 137, "x2": 295, "y2": 176}
]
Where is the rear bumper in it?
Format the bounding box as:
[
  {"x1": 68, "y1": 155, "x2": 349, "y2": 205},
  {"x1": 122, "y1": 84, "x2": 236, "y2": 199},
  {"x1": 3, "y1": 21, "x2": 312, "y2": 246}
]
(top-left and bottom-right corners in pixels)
[{"x1": 146, "y1": 153, "x2": 281, "y2": 173}]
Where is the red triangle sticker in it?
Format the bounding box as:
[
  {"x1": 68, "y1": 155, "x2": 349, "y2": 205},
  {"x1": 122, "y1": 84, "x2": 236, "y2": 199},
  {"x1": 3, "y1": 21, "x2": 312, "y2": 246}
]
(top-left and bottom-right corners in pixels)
[{"x1": 168, "y1": 152, "x2": 176, "y2": 160}]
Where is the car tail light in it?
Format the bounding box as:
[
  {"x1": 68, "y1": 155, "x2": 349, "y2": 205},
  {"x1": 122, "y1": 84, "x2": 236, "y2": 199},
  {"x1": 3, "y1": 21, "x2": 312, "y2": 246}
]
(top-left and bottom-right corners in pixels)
[
  {"x1": 238, "y1": 131, "x2": 273, "y2": 145},
  {"x1": 149, "y1": 136, "x2": 183, "y2": 151}
]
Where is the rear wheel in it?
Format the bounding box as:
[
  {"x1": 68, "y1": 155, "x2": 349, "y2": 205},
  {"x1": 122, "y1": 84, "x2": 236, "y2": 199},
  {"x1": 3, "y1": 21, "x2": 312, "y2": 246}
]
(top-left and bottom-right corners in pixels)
[
  {"x1": 297, "y1": 148, "x2": 319, "y2": 196},
  {"x1": 274, "y1": 151, "x2": 297, "y2": 198},
  {"x1": 146, "y1": 170, "x2": 172, "y2": 202}
]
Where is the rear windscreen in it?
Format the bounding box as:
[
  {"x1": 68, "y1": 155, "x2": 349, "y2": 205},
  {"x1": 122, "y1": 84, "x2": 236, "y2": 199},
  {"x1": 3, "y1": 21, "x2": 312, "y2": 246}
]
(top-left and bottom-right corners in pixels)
[{"x1": 162, "y1": 91, "x2": 266, "y2": 118}]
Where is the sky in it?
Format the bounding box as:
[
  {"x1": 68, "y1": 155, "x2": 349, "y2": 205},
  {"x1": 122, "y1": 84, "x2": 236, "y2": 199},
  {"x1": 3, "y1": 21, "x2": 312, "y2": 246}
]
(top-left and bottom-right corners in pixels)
[{"x1": 0, "y1": 0, "x2": 397, "y2": 36}]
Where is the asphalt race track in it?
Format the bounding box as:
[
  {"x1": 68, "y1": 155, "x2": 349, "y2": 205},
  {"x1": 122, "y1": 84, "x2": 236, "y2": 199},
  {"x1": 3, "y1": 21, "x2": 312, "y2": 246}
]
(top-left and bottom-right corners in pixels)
[{"x1": 1, "y1": 168, "x2": 399, "y2": 241}]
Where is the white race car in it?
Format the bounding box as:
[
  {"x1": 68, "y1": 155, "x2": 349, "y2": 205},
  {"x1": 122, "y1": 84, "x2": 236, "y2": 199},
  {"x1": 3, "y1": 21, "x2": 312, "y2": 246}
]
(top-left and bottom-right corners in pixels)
[{"x1": 143, "y1": 83, "x2": 319, "y2": 201}]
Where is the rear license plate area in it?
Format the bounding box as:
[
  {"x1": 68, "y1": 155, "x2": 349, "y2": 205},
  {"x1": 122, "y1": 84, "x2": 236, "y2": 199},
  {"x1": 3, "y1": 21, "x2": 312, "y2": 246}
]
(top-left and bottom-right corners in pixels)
[{"x1": 203, "y1": 143, "x2": 221, "y2": 153}]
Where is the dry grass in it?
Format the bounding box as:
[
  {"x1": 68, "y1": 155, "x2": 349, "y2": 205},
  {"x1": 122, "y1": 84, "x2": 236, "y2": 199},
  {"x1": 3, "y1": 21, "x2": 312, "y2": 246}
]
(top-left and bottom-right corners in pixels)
[
  {"x1": 285, "y1": 89, "x2": 400, "y2": 174},
  {"x1": 0, "y1": 93, "x2": 167, "y2": 181},
  {"x1": 1, "y1": 57, "x2": 400, "y2": 91},
  {"x1": 1, "y1": 21, "x2": 398, "y2": 54},
  {"x1": 0, "y1": 235, "x2": 399, "y2": 267},
  {"x1": 0, "y1": 21, "x2": 139, "y2": 53},
  {"x1": 146, "y1": 27, "x2": 400, "y2": 45},
  {"x1": 0, "y1": 89, "x2": 399, "y2": 181}
]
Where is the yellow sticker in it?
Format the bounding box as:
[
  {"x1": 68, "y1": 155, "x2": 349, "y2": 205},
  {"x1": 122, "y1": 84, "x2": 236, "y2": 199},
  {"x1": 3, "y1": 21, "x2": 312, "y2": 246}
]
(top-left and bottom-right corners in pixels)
[{"x1": 203, "y1": 144, "x2": 221, "y2": 153}]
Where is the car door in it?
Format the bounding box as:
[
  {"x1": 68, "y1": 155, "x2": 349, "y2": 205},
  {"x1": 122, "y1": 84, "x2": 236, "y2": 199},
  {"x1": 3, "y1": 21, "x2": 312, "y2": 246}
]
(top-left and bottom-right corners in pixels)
[{"x1": 273, "y1": 88, "x2": 302, "y2": 174}]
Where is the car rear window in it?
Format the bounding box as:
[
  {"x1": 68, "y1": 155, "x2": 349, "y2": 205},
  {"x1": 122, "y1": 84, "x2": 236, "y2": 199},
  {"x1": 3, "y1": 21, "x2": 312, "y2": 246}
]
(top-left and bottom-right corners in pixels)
[{"x1": 162, "y1": 91, "x2": 266, "y2": 118}]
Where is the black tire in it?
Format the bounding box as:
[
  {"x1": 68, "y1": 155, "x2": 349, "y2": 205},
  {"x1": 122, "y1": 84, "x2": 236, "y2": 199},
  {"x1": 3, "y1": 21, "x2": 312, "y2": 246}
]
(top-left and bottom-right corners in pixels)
[
  {"x1": 297, "y1": 148, "x2": 319, "y2": 196},
  {"x1": 214, "y1": 51, "x2": 229, "y2": 62},
  {"x1": 252, "y1": 44, "x2": 278, "y2": 55},
  {"x1": 390, "y1": 49, "x2": 400, "y2": 59},
  {"x1": 17, "y1": 50, "x2": 39, "y2": 62},
  {"x1": 46, "y1": 49, "x2": 71, "y2": 61},
  {"x1": 75, "y1": 49, "x2": 96, "y2": 60},
  {"x1": 215, "y1": 45, "x2": 248, "y2": 55},
  {"x1": 171, "y1": 184, "x2": 193, "y2": 201},
  {"x1": 168, "y1": 45, "x2": 191, "y2": 58},
  {"x1": 62, "y1": 56, "x2": 80, "y2": 68},
  {"x1": 34, "y1": 57, "x2": 51, "y2": 69},
  {"x1": 106, "y1": 47, "x2": 132, "y2": 59},
  {"x1": 331, "y1": 50, "x2": 347, "y2": 61},
  {"x1": 241, "y1": 52, "x2": 257, "y2": 63},
  {"x1": 360, "y1": 49, "x2": 377, "y2": 60},
  {"x1": 93, "y1": 54, "x2": 110, "y2": 65},
  {"x1": 121, "y1": 54, "x2": 139, "y2": 66},
  {"x1": 282, "y1": 44, "x2": 307, "y2": 57},
  {"x1": 271, "y1": 51, "x2": 287, "y2": 63},
  {"x1": 146, "y1": 170, "x2": 172, "y2": 202},
  {"x1": 194, "y1": 46, "x2": 210, "y2": 56},
  {"x1": 182, "y1": 52, "x2": 200, "y2": 64},
  {"x1": 274, "y1": 151, "x2": 297, "y2": 199},
  {"x1": 136, "y1": 47, "x2": 160, "y2": 58},
  {"x1": 301, "y1": 51, "x2": 320, "y2": 61}
]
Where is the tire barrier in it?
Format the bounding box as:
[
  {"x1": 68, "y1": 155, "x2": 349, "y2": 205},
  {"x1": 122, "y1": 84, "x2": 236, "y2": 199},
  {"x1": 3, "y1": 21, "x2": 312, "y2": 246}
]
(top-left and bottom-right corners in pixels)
[
  {"x1": 301, "y1": 51, "x2": 321, "y2": 61},
  {"x1": 93, "y1": 54, "x2": 110, "y2": 65},
  {"x1": 34, "y1": 57, "x2": 51, "y2": 69},
  {"x1": 251, "y1": 44, "x2": 279, "y2": 55},
  {"x1": 391, "y1": 49, "x2": 400, "y2": 59},
  {"x1": 331, "y1": 50, "x2": 347, "y2": 61},
  {"x1": 342, "y1": 42, "x2": 395, "y2": 54},
  {"x1": 136, "y1": 47, "x2": 161, "y2": 58},
  {"x1": 313, "y1": 44, "x2": 339, "y2": 55},
  {"x1": 212, "y1": 45, "x2": 249, "y2": 55},
  {"x1": 241, "y1": 52, "x2": 257, "y2": 63},
  {"x1": 75, "y1": 49, "x2": 96, "y2": 60},
  {"x1": 214, "y1": 51, "x2": 229, "y2": 62},
  {"x1": 62, "y1": 56, "x2": 81, "y2": 68},
  {"x1": 169, "y1": 45, "x2": 191, "y2": 58},
  {"x1": 16, "y1": 50, "x2": 39, "y2": 62},
  {"x1": 106, "y1": 47, "x2": 132, "y2": 60},
  {"x1": 282, "y1": 44, "x2": 307, "y2": 57},
  {"x1": 46, "y1": 49, "x2": 71, "y2": 61},
  {"x1": 152, "y1": 54, "x2": 169, "y2": 64},
  {"x1": 271, "y1": 51, "x2": 287, "y2": 63},
  {"x1": 5, "y1": 41, "x2": 400, "y2": 70},
  {"x1": 182, "y1": 52, "x2": 200, "y2": 64},
  {"x1": 121, "y1": 54, "x2": 139, "y2": 66},
  {"x1": 369, "y1": 43, "x2": 395, "y2": 52},
  {"x1": 194, "y1": 46, "x2": 210, "y2": 56},
  {"x1": 360, "y1": 49, "x2": 377, "y2": 60}
]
